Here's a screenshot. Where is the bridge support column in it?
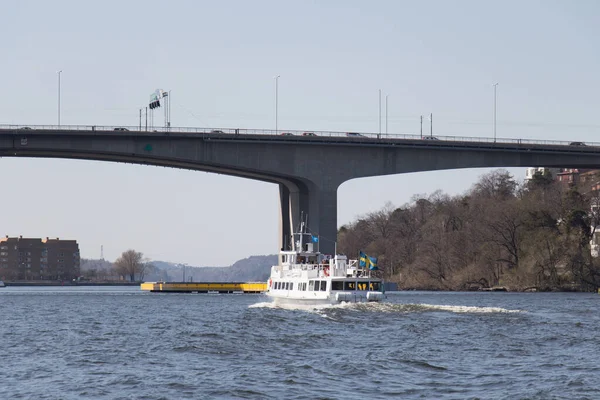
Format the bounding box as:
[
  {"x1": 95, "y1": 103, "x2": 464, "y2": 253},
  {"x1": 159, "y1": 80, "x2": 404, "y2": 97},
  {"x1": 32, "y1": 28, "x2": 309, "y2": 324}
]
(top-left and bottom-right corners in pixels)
[
  {"x1": 279, "y1": 182, "x2": 338, "y2": 257},
  {"x1": 278, "y1": 182, "x2": 310, "y2": 252},
  {"x1": 279, "y1": 184, "x2": 292, "y2": 252},
  {"x1": 307, "y1": 187, "x2": 338, "y2": 257}
]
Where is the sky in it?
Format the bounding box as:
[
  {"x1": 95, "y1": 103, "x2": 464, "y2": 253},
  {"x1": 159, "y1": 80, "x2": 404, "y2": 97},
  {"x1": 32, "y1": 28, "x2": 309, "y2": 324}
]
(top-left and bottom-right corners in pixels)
[{"x1": 1, "y1": 0, "x2": 600, "y2": 266}]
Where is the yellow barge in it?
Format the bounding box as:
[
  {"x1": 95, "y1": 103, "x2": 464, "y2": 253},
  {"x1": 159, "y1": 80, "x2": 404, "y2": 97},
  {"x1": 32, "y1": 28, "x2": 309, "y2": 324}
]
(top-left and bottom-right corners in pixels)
[{"x1": 140, "y1": 281, "x2": 266, "y2": 294}]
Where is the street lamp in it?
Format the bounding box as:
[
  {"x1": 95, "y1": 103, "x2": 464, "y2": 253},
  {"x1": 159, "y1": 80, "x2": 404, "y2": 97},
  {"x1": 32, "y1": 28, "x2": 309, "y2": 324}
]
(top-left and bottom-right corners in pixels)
[
  {"x1": 58, "y1": 70, "x2": 62, "y2": 126},
  {"x1": 493, "y1": 83, "x2": 498, "y2": 142},
  {"x1": 385, "y1": 94, "x2": 389, "y2": 135},
  {"x1": 378, "y1": 89, "x2": 381, "y2": 139},
  {"x1": 275, "y1": 75, "x2": 280, "y2": 134}
]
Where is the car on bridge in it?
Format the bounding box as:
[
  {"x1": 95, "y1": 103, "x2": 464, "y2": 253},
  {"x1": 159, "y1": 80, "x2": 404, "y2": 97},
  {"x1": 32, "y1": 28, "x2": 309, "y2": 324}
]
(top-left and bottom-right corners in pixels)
[
  {"x1": 280, "y1": 132, "x2": 294, "y2": 136},
  {"x1": 302, "y1": 132, "x2": 316, "y2": 136},
  {"x1": 346, "y1": 132, "x2": 364, "y2": 137},
  {"x1": 211, "y1": 130, "x2": 225, "y2": 134},
  {"x1": 422, "y1": 136, "x2": 439, "y2": 140},
  {"x1": 113, "y1": 127, "x2": 129, "y2": 131},
  {"x1": 569, "y1": 141, "x2": 586, "y2": 146}
]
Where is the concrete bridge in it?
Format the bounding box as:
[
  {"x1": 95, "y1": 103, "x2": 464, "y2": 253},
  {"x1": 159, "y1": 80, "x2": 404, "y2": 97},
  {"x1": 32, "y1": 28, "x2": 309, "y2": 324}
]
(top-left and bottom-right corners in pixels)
[{"x1": 2, "y1": 124, "x2": 600, "y2": 256}]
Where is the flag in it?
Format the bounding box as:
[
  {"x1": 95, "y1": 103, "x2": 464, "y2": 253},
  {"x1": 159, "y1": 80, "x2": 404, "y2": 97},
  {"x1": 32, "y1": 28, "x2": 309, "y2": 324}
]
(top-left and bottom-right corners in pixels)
[
  {"x1": 359, "y1": 251, "x2": 368, "y2": 268},
  {"x1": 367, "y1": 256, "x2": 378, "y2": 271},
  {"x1": 359, "y1": 251, "x2": 378, "y2": 270},
  {"x1": 311, "y1": 235, "x2": 319, "y2": 243}
]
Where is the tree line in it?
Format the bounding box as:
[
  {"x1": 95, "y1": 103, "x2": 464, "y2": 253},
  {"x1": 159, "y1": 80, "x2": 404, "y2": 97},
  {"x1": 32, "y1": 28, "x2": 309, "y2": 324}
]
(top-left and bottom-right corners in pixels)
[
  {"x1": 80, "y1": 249, "x2": 159, "y2": 282},
  {"x1": 337, "y1": 169, "x2": 600, "y2": 292}
]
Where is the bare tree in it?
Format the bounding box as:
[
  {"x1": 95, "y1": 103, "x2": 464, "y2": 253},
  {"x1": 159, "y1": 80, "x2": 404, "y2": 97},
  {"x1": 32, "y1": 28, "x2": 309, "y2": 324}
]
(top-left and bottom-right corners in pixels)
[
  {"x1": 114, "y1": 249, "x2": 145, "y2": 282},
  {"x1": 472, "y1": 169, "x2": 517, "y2": 200}
]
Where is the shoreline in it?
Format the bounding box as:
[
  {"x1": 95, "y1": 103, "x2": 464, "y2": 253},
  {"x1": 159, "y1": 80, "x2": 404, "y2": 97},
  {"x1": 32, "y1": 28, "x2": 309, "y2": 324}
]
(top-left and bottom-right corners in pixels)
[{"x1": 2, "y1": 282, "x2": 140, "y2": 287}]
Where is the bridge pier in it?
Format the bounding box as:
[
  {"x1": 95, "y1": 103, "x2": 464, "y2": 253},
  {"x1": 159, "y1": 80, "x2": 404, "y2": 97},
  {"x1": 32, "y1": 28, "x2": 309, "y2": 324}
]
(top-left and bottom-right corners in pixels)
[
  {"x1": 310, "y1": 187, "x2": 338, "y2": 257},
  {"x1": 279, "y1": 181, "x2": 338, "y2": 257}
]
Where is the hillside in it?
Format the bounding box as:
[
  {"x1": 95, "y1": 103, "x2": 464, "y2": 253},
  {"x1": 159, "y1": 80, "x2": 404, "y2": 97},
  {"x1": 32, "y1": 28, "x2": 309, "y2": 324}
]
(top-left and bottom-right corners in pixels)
[{"x1": 138, "y1": 255, "x2": 276, "y2": 282}]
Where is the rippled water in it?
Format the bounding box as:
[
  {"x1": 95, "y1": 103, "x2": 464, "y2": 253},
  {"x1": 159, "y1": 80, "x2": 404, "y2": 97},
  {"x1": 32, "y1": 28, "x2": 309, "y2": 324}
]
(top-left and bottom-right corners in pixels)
[{"x1": 1, "y1": 287, "x2": 599, "y2": 399}]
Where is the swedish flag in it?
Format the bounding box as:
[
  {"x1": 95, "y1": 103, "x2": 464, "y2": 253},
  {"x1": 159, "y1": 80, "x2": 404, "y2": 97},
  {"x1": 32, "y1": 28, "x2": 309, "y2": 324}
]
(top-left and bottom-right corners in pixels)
[
  {"x1": 359, "y1": 251, "x2": 378, "y2": 270},
  {"x1": 367, "y1": 255, "x2": 378, "y2": 271},
  {"x1": 359, "y1": 251, "x2": 368, "y2": 268}
]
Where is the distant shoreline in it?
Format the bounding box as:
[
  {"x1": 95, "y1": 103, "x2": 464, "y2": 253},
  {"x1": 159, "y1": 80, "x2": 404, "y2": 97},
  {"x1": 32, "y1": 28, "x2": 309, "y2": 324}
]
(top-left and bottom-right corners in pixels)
[{"x1": 3, "y1": 282, "x2": 140, "y2": 287}]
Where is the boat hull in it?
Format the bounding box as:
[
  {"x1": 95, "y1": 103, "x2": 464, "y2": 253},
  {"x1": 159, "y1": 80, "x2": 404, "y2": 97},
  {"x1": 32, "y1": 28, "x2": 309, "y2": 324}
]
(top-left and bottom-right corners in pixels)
[{"x1": 266, "y1": 290, "x2": 384, "y2": 305}]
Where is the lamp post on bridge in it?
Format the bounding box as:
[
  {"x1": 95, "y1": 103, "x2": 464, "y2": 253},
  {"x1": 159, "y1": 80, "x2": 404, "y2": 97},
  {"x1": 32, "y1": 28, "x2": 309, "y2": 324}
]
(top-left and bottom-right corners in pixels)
[
  {"x1": 385, "y1": 94, "x2": 389, "y2": 136},
  {"x1": 493, "y1": 83, "x2": 498, "y2": 142},
  {"x1": 275, "y1": 75, "x2": 280, "y2": 135},
  {"x1": 378, "y1": 89, "x2": 381, "y2": 139},
  {"x1": 57, "y1": 70, "x2": 62, "y2": 126}
]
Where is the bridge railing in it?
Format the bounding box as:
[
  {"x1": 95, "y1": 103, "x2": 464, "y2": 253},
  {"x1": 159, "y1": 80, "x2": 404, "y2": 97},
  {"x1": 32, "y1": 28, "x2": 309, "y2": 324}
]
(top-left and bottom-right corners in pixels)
[{"x1": 0, "y1": 124, "x2": 595, "y2": 147}]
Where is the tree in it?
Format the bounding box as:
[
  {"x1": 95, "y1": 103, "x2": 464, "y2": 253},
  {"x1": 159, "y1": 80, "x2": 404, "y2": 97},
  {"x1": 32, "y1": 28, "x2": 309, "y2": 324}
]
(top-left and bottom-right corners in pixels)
[
  {"x1": 114, "y1": 249, "x2": 147, "y2": 282},
  {"x1": 472, "y1": 169, "x2": 517, "y2": 200}
]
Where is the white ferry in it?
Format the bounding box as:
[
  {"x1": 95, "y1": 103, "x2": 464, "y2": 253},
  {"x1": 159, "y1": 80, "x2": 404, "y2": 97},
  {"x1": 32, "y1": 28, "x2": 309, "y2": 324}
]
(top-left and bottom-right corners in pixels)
[{"x1": 266, "y1": 220, "x2": 385, "y2": 305}]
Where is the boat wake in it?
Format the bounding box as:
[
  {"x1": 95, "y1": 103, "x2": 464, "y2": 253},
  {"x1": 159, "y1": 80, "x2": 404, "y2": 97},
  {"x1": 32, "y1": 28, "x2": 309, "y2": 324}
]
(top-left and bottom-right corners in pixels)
[
  {"x1": 250, "y1": 301, "x2": 524, "y2": 314},
  {"x1": 249, "y1": 301, "x2": 338, "y2": 312}
]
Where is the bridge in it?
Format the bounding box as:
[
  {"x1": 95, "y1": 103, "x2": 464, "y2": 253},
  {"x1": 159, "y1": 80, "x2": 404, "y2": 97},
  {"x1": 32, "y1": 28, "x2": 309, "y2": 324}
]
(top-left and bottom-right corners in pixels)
[{"x1": 2, "y1": 124, "x2": 600, "y2": 256}]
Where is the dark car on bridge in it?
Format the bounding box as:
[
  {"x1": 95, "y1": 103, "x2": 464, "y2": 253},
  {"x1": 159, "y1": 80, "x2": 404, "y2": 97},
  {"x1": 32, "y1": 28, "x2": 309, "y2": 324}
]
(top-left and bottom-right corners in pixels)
[
  {"x1": 423, "y1": 136, "x2": 439, "y2": 140},
  {"x1": 114, "y1": 127, "x2": 129, "y2": 131},
  {"x1": 302, "y1": 132, "x2": 316, "y2": 136},
  {"x1": 569, "y1": 141, "x2": 586, "y2": 146},
  {"x1": 346, "y1": 132, "x2": 364, "y2": 137}
]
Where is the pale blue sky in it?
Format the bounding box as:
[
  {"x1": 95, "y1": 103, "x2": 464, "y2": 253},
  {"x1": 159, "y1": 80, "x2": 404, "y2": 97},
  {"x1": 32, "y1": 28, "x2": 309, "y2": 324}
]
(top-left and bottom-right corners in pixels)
[{"x1": 2, "y1": 1, "x2": 599, "y2": 266}]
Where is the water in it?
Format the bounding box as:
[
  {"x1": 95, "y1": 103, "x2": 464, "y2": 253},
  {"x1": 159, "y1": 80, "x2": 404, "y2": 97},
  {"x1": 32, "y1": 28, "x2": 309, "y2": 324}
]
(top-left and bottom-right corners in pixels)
[{"x1": 1, "y1": 287, "x2": 599, "y2": 399}]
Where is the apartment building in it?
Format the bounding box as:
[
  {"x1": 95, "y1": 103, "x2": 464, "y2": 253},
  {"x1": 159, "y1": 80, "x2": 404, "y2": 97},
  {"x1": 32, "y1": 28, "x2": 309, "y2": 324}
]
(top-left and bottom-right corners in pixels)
[
  {"x1": 0, "y1": 236, "x2": 80, "y2": 281},
  {"x1": 524, "y1": 167, "x2": 560, "y2": 181}
]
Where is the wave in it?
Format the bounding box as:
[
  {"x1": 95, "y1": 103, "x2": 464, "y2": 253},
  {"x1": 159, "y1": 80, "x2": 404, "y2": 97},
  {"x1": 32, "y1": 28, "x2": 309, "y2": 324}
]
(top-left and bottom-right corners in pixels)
[
  {"x1": 250, "y1": 301, "x2": 523, "y2": 314},
  {"x1": 249, "y1": 301, "x2": 337, "y2": 313}
]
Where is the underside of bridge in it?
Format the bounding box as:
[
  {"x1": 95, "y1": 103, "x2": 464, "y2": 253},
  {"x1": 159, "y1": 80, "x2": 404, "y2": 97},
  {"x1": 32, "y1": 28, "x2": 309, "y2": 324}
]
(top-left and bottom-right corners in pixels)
[{"x1": 3, "y1": 128, "x2": 600, "y2": 259}]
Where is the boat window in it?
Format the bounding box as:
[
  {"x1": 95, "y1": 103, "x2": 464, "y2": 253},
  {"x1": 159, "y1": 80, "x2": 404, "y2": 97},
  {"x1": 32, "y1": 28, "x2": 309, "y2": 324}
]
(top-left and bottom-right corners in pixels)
[
  {"x1": 357, "y1": 282, "x2": 368, "y2": 291},
  {"x1": 274, "y1": 282, "x2": 278, "y2": 290},
  {"x1": 344, "y1": 281, "x2": 356, "y2": 290},
  {"x1": 290, "y1": 282, "x2": 294, "y2": 291},
  {"x1": 332, "y1": 281, "x2": 343, "y2": 290},
  {"x1": 302, "y1": 283, "x2": 307, "y2": 291},
  {"x1": 369, "y1": 282, "x2": 381, "y2": 291},
  {"x1": 308, "y1": 280, "x2": 314, "y2": 291},
  {"x1": 320, "y1": 281, "x2": 327, "y2": 291},
  {"x1": 313, "y1": 281, "x2": 320, "y2": 291}
]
